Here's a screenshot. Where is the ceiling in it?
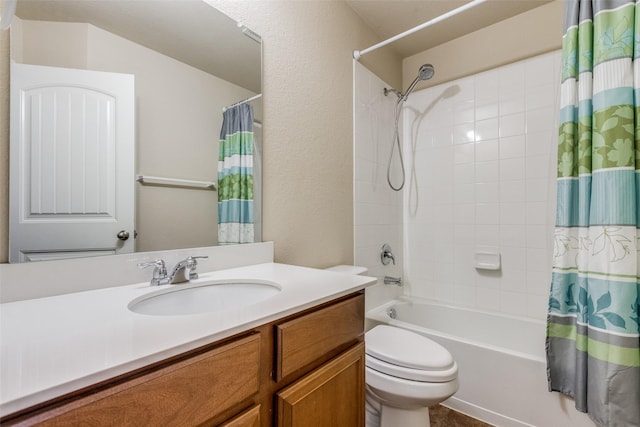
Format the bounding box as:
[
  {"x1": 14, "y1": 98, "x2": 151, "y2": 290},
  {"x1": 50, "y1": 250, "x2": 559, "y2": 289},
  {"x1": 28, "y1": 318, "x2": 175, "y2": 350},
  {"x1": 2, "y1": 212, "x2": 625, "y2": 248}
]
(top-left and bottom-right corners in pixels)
[
  {"x1": 345, "y1": 0, "x2": 555, "y2": 59},
  {"x1": 14, "y1": 0, "x2": 262, "y2": 93}
]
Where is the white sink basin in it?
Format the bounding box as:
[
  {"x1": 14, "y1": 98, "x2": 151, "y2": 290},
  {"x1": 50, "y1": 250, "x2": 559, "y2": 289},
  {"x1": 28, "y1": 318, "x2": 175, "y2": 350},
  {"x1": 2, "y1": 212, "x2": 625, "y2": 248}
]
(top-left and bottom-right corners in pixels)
[{"x1": 128, "y1": 280, "x2": 281, "y2": 316}]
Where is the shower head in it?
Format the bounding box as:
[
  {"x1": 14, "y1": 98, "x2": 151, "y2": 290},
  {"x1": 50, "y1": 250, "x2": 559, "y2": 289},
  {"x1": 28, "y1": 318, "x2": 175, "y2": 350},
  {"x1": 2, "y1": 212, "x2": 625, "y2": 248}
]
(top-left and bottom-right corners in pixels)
[
  {"x1": 418, "y1": 64, "x2": 435, "y2": 80},
  {"x1": 401, "y1": 64, "x2": 435, "y2": 102}
]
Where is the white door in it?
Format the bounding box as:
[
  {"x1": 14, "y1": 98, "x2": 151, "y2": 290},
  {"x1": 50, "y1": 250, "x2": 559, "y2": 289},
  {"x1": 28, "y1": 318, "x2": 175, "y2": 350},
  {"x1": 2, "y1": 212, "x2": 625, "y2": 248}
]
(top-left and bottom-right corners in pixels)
[{"x1": 9, "y1": 63, "x2": 135, "y2": 262}]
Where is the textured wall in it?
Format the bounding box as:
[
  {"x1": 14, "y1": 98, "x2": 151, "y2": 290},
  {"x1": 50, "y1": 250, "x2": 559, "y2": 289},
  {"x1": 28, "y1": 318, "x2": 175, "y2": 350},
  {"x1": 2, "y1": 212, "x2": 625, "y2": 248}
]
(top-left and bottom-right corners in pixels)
[
  {"x1": 0, "y1": 28, "x2": 8, "y2": 263},
  {"x1": 208, "y1": 0, "x2": 402, "y2": 267}
]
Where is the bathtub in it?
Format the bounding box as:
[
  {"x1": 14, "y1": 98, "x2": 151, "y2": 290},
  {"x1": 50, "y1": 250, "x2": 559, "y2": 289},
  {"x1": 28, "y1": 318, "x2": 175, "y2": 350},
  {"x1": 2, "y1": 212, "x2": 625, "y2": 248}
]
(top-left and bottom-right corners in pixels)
[{"x1": 366, "y1": 297, "x2": 596, "y2": 427}]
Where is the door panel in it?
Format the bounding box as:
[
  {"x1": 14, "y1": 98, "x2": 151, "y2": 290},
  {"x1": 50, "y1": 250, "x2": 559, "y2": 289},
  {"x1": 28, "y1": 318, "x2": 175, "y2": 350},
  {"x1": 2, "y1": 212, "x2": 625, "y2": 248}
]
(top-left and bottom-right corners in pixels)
[
  {"x1": 10, "y1": 63, "x2": 135, "y2": 262},
  {"x1": 276, "y1": 342, "x2": 366, "y2": 427}
]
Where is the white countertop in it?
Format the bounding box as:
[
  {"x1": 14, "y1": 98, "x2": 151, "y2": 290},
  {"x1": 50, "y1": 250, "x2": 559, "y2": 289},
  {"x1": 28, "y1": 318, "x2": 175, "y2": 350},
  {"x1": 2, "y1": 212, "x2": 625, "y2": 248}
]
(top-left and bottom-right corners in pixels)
[{"x1": 0, "y1": 262, "x2": 375, "y2": 417}]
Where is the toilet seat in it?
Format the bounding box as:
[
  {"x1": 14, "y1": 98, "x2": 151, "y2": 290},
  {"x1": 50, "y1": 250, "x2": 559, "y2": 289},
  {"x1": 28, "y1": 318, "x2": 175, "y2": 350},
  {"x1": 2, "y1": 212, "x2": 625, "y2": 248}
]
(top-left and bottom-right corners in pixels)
[
  {"x1": 366, "y1": 353, "x2": 457, "y2": 382},
  {"x1": 365, "y1": 325, "x2": 457, "y2": 382}
]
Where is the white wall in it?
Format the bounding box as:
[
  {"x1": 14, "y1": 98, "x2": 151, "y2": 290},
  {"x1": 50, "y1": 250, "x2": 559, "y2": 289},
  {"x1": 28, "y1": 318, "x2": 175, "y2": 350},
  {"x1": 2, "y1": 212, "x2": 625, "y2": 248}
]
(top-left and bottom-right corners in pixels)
[
  {"x1": 353, "y1": 62, "x2": 403, "y2": 311},
  {"x1": 403, "y1": 51, "x2": 560, "y2": 321}
]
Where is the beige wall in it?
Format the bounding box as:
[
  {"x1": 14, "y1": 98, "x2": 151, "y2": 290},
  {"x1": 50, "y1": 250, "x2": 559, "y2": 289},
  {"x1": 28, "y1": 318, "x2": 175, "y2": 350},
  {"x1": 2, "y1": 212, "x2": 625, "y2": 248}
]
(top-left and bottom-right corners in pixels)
[
  {"x1": 0, "y1": 27, "x2": 8, "y2": 263},
  {"x1": 403, "y1": 0, "x2": 563, "y2": 91},
  {"x1": 16, "y1": 19, "x2": 89, "y2": 69},
  {"x1": 208, "y1": 0, "x2": 402, "y2": 267},
  {"x1": 83, "y1": 24, "x2": 255, "y2": 251}
]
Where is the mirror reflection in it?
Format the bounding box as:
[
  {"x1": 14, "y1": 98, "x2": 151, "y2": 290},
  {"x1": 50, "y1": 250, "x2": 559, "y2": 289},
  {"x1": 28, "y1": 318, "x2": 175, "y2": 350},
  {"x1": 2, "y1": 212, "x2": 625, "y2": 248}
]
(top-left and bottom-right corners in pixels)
[{"x1": 8, "y1": 0, "x2": 262, "y2": 262}]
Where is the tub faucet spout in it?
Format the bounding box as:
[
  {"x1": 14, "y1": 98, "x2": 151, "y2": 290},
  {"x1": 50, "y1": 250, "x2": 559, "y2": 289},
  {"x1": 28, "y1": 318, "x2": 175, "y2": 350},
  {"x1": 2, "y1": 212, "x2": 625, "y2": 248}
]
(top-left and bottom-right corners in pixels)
[{"x1": 384, "y1": 276, "x2": 402, "y2": 286}]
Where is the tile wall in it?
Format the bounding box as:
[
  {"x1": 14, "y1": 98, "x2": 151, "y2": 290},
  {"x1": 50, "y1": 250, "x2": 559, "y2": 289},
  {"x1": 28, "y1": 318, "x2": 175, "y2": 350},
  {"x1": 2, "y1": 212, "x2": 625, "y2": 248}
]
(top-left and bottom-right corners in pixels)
[
  {"x1": 354, "y1": 62, "x2": 404, "y2": 311},
  {"x1": 403, "y1": 51, "x2": 561, "y2": 320}
]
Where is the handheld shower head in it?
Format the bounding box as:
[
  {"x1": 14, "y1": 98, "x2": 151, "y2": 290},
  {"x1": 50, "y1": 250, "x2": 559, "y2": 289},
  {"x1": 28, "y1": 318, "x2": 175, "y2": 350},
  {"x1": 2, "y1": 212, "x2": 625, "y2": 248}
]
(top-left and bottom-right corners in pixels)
[
  {"x1": 418, "y1": 64, "x2": 435, "y2": 80},
  {"x1": 385, "y1": 63, "x2": 436, "y2": 192},
  {"x1": 401, "y1": 64, "x2": 435, "y2": 102}
]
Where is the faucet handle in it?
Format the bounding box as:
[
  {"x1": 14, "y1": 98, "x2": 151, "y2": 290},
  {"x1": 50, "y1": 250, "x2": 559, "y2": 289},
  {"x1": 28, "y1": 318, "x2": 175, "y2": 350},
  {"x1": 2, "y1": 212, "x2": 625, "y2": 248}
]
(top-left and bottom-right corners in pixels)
[
  {"x1": 381, "y1": 244, "x2": 396, "y2": 266},
  {"x1": 137, "y1": 259, "x2": 168, "y2": 286},
  {"x1": 186, "y1": 256, "x2": 208, "y2": 280}
]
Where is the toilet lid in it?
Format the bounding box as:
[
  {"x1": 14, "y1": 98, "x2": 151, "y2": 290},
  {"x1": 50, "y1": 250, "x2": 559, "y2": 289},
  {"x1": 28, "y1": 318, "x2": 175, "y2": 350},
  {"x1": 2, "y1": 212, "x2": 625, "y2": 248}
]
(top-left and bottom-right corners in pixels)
[{"x1": 365, "y1": 325, "x2": 455, "y2": 371}]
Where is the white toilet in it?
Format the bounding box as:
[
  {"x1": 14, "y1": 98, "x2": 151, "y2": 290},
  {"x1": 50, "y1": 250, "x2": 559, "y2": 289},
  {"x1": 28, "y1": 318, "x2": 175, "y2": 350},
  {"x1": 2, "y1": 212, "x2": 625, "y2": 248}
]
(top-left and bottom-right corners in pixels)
[
  {"x1": 324, "y1": 265, "x2": 459, "y2": 427},
  {"x1": 365, "y1": 325, "x2": 459, "y2": 427}
]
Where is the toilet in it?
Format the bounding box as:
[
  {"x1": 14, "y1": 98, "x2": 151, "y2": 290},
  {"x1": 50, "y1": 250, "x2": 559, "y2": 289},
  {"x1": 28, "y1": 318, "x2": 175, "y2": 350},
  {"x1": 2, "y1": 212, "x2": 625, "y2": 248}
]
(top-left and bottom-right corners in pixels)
[
  {"x1": 324, "y1": 265, "x2": 459, "y2": 427},
  {"x1": 365, "y1": 325, "x2": 459, "y2": 427}
]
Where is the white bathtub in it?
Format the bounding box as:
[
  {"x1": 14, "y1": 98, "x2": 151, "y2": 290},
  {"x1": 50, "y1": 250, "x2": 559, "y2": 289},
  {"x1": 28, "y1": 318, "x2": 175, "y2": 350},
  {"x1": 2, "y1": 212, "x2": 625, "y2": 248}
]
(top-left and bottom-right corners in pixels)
[{"x1": 366, "y1": 297, "x2": 596, "y2": 427}]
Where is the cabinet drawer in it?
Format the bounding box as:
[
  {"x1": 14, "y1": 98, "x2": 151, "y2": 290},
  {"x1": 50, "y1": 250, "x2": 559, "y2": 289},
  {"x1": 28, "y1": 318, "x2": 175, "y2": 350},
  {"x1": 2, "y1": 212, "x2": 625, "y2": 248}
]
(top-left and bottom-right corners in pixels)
[
  {"x1": 25, "y1": 334, "x2": 261, "y2": 426},
  {"x1": 275, "y1": 294, "x2": 364, "y2": 381},
  {"x1": 219, "y1": 404, "x2": 261, "y2": 427}
]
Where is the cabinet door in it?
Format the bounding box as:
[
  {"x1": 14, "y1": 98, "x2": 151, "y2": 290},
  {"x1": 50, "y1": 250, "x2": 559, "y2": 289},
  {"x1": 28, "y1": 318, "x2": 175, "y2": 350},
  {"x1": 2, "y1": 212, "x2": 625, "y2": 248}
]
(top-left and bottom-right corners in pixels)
[{"x1": 276, "y1": 342, "x2": 365, "y2": 427}]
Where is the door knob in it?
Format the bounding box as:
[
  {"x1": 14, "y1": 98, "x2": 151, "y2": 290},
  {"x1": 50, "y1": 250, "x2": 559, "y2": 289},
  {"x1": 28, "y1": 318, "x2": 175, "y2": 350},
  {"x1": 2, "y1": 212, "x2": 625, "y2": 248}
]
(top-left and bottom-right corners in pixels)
[{"x1": 117, "y1": 230, "x2": 130, "y2": 241}]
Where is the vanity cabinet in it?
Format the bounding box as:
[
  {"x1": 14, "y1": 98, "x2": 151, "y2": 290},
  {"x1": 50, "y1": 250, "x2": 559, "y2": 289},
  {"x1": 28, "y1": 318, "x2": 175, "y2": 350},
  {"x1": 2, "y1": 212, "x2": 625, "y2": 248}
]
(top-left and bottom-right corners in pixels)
[
  {"x1": 5, "y1": 334, "x2": 262, "y2": 426},
  {"x1": 1, "y1": 292, "x2": 364, "y2": 427}
]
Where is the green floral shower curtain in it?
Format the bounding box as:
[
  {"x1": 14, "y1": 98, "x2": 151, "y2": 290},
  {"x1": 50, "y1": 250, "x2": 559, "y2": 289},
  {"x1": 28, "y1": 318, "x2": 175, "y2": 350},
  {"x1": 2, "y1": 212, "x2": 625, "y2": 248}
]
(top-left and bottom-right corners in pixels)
[
  {"x1": 218, "y1": 103, "x2": 254, "y2": 245},
  {"x1": 547, "y1": 1, "x2": 640, "y2": 426}
]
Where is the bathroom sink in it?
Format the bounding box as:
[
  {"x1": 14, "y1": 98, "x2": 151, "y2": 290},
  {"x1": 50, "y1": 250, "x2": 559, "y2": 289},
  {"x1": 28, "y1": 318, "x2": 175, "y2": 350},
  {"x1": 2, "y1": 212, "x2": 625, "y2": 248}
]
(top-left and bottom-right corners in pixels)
[{"x1": 128, "y1": 280, "x2": 281, "y2": 316}]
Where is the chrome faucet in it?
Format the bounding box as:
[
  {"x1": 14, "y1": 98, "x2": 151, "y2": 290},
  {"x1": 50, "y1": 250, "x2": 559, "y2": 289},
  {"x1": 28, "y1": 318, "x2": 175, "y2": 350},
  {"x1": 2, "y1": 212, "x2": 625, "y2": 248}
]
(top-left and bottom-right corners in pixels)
[
  {"x1": 168, "y1": 256, "x2": 208, "y2": 284},
  {"x1": 138, "y1": 256, "x2": 208, "y2": 286},
  {"x1": 137, "y1": 259, "x2": 170, "y2": 286},
  {"x1": 384, "y1": 276, "x2": 402, "y2": 286}
]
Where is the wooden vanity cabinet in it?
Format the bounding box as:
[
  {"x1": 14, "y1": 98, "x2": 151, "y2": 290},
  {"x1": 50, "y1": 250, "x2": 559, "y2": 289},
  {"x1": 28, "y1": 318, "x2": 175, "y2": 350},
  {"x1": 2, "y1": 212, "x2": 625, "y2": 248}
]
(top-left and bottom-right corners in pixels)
[
  {"x1": 3, "y1": 334, "x2": 262, "y2": 427},
  {"x1": 1, "y1": 292, "x2": 365, "y2": 427},
  {"x1": 273, "y1": 293, "x2": 365, "y2": 427}
]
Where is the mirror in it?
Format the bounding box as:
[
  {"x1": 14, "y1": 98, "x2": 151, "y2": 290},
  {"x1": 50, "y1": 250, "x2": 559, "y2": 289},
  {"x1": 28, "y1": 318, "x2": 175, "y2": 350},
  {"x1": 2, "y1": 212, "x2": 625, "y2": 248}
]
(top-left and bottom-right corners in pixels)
[{"x1": 8, "y1": 0, "x2": 262, "y2": 262}]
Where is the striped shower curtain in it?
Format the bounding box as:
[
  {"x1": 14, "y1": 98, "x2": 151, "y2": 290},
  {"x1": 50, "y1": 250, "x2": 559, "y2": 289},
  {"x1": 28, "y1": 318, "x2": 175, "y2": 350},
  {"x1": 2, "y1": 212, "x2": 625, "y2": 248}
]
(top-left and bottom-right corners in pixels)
[
  {"x1": 546, "y1": 1, "x2": 640, "y2": 426},
  {"x1": 218, "y1": 103, "x2": 254, "y2": 245}
]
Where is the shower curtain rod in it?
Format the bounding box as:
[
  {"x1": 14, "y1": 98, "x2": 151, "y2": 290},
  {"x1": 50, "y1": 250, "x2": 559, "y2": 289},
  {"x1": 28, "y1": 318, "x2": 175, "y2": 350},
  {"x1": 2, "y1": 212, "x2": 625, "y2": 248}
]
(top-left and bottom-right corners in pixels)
[
  {"x1": 353, "y1": 0, "x2": 487, "y2": 60},
  {"x1": 222, "y1": 93, "x2": 262, "y2": 112}
]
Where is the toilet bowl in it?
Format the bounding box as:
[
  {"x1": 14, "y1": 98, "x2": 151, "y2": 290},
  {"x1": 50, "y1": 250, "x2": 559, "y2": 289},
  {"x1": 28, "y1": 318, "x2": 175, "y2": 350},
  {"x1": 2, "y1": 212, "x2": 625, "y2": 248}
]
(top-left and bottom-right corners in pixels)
[
  {"x1": 323, "y1": 265, "x2": 459, "y2": 427},
  {"x1": 365, "y1": 325, "x2": 459, "y2": 427}
]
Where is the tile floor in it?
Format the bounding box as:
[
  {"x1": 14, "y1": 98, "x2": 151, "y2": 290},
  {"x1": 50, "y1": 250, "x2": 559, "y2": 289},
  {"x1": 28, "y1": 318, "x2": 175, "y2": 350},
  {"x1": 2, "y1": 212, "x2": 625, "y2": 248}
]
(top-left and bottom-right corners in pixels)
[{"x1": 429, "y1": 405, "x2": 494, "y2": 427}]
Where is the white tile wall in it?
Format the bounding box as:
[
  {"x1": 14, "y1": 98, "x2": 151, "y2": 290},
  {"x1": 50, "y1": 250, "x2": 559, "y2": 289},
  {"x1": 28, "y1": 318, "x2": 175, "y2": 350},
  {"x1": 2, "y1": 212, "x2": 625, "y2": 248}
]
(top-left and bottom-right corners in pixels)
[
  {"x1": 354, "y1": 63, "x2": 404, "y2": 311},
  {"x1": 402, "y1": 51, "x2": 561, "y2": 321}
]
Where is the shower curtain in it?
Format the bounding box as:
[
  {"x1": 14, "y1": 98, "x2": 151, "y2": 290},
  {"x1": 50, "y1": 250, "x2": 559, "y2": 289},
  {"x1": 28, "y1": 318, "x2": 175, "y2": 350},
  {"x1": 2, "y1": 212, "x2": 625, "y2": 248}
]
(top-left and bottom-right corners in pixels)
[
  {"x1": 218, "y1": 103, "x2": 254, "y2": 245},
  {"x1": 546, "y1": 1, "x2": 640, "y2": 426}
]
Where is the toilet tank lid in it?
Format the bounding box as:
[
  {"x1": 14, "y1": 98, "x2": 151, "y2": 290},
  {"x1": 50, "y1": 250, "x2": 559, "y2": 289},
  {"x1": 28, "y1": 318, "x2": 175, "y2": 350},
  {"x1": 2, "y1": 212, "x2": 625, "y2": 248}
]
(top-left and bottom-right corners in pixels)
[
  {"x1": 324, "y1": 265, "x2": 368, "y2": 275},
  {"x1": 365, "y1": 325, "x2": 455, "y2": 371}
]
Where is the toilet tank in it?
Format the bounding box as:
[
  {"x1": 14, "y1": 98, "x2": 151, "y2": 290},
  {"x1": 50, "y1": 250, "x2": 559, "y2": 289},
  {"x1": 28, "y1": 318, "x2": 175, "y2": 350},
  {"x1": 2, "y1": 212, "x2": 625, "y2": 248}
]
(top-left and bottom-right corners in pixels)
[{"x1": 325, "y1": 265, "x2": 368, "y2": 275}]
